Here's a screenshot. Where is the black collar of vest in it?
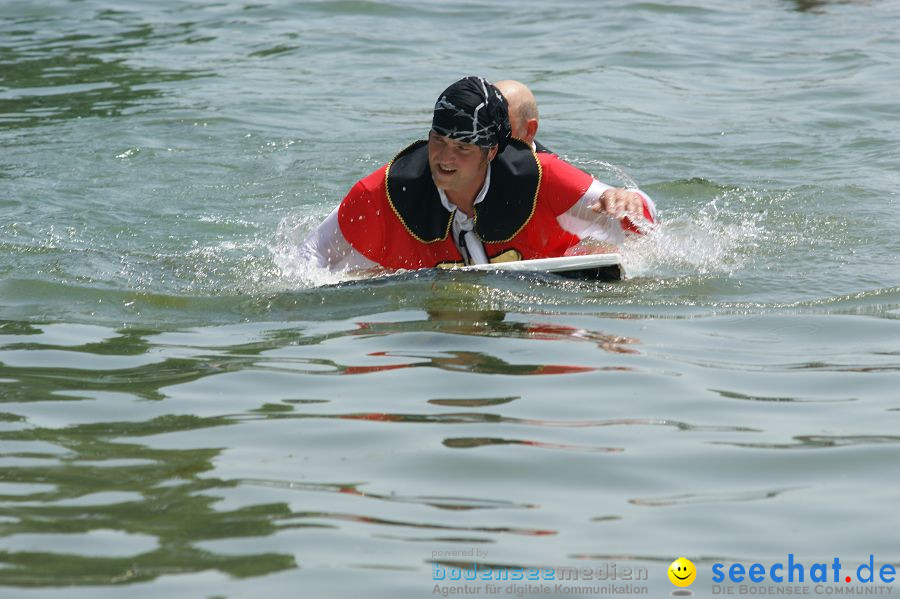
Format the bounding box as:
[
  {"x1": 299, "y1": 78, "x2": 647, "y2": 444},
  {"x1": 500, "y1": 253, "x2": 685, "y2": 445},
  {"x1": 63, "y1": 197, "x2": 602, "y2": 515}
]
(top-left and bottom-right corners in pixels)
[
  {"x1": 474, "y1": 138, "x2": 540, "y2": 243},
  {"x1": 385, "y1": 138, "x2": 540, "y2": 244}
]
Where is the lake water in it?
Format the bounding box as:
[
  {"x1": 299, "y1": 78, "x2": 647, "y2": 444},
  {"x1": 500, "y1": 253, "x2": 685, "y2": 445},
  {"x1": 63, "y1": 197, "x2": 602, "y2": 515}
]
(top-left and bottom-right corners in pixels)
[{"x1": 1, "y1": 1, "x2": 898, "y2": 597}]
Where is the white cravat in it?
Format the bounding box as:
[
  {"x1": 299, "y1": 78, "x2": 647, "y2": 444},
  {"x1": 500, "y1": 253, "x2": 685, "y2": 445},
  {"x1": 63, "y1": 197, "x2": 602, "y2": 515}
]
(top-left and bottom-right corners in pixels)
[{"x1": 437, "y1": 165, "x2": 491, "y2": 265}]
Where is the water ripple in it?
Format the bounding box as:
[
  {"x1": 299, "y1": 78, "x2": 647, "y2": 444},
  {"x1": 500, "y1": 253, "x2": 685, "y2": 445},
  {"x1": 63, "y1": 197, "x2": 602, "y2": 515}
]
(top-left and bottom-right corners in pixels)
[
  {"x1": 281, "y1": 512, "x2": 555, "y2": 537},
  {"x1": 442, "y1": 437, "x2": 624, "y2": 453},
  {"x1": 238, "y1": 478, "x2": 537, "y2": 512},
  {"x1": 718, "y1": 435, "x2": 900, "y2": 450},
  {"x1": 628, "y1": 487, "x2": 798, "y2": 507}
]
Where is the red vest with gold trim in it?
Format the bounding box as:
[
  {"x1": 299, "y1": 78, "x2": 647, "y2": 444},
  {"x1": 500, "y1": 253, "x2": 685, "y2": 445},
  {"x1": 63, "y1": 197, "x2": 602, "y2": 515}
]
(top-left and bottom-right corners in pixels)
[{"x1": 337, "y1": 138, "x2": 592, "y2": 270}]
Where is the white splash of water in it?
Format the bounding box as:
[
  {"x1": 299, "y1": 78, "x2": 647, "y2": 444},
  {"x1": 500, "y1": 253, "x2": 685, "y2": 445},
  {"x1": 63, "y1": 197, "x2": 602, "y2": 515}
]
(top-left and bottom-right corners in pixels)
[
  {"x1": 621, "y1": 188, "x2": 771, "y2": 278},
  {"x1": 269, "y1": 211, "x2": 352, "y2": 288}
]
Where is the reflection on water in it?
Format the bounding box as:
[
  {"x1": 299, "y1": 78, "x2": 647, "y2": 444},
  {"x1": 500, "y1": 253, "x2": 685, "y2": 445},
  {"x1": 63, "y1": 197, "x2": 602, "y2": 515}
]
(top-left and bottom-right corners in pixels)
[
  {"x1": 628, "y1": 488, "x2": 795, "y2": 507},
  {"x1": 337, "y1": 350, "x2": 598, "y2": 376},
  {"x1": 442, "y1": 437, "x2": 624, "y2": 453},
  {"x1": 711, "y1": 389, "x2": 858, "y2": 403},
  {"x1": 358, "y1": 311, "x2": 641, "y2": 356},
  {"x1": 0, "y1": 331, "x2": 249, "y2": 402},
  {"x1": 239, "y1": 479, "x2": 538, "y2": 512},
  {"x1": 0, "y1": 309, "x2": 898, "y2": 586},
  {"x1": 719, "y1": 435, "x2": 900, "y2": 450},
  {"x1": 0, "y1": 307, "x2": 897, "y2": 590},
  {"x1": 0, "y1": 17, "x2": 203, "y2": 130},
  {"x1": 0, "y1": 414, "x2": 296, "y2": 585},
  {"x1": 0, "y1": 294, "x2": 900, "y2": 586},
  {"x1": 0, "y1": 322, "x2": 269, "y2": 585},
  {"x1": 428, "y1": 397, "x2": 518, "y2": 408},
  {"x1": 788, "y1": 0, "x2": 865, "y2": 13},
  {"x1": 0, "y1": 313, "x2": 644, "y2": 586}
]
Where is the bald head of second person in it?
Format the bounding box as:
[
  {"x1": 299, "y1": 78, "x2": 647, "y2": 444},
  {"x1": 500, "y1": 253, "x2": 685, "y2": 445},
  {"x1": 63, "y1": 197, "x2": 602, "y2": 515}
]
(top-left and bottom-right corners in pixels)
[{"x1": 494, "y1": 79, "x2": 539, "y2": 145}]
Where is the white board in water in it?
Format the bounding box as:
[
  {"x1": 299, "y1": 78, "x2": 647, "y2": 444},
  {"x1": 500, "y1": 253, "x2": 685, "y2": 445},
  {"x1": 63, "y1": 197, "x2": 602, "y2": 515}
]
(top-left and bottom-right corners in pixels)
[{"x1": 460, "y1": 253, "x2": 624, "y2": 281}]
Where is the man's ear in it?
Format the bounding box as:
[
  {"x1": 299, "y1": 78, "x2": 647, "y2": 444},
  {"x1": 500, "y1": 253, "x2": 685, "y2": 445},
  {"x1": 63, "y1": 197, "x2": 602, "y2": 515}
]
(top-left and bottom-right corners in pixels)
[
  {"x1": 526, "y1": 119, "x2": 538, "y2": 142},
  {"x1": 488, "y1": 145, "x2": 499, "y2": 161}
]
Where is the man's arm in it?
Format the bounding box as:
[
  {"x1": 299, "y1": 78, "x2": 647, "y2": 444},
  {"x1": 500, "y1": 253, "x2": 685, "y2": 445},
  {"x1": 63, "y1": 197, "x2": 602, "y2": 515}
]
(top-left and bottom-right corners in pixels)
[
  {"x1": 300, "y1": 185, "x2": 381, "y2": 272},
  {"x1": 550, "y1": 165, "x2": 657, "y2": 244},
  {"x1": 539, "y1": 153, "x2": 656, "y2": 242}
]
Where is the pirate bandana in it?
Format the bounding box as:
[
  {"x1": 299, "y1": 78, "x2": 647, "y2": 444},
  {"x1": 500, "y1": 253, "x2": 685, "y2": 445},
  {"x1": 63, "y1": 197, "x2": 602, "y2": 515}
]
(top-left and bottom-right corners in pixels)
[{"x1": 431, "y1": 76, "x2": 511, "y2": 152}]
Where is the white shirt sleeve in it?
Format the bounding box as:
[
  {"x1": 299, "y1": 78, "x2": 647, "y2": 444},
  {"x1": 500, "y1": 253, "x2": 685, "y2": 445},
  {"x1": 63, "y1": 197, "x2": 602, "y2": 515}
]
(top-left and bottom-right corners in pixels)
[
  {"x1": 556, "y1": 178, "x2": 657, "y2": 244},
  {"x1": 300, "y1": 205, "x2": 379, "y2": 271}
]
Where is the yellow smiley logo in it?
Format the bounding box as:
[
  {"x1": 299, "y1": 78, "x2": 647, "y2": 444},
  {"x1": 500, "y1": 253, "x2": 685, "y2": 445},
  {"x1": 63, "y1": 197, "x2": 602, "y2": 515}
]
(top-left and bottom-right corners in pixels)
[{"x1": 668, "y1": 557, "x2": 697, "y2": 587}]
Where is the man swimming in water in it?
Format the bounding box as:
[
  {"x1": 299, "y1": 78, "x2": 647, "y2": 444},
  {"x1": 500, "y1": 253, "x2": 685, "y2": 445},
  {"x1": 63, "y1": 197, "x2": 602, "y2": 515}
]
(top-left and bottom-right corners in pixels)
[{"x1": 302, "y1": 76, "x2": 656, "y2": 272}]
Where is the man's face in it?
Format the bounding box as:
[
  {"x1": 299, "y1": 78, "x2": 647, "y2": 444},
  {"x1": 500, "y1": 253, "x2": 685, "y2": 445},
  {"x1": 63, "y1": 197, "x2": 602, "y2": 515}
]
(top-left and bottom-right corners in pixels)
[{"x1": 427, "y1": 130, "x2": 494, "y2": 196}]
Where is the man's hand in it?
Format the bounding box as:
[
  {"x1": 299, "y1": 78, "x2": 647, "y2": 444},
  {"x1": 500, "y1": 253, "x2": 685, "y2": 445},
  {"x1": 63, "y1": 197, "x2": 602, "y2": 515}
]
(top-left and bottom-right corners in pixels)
[{"x1": 590, "y1": 188, "x2": 645, "y2": 218}]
